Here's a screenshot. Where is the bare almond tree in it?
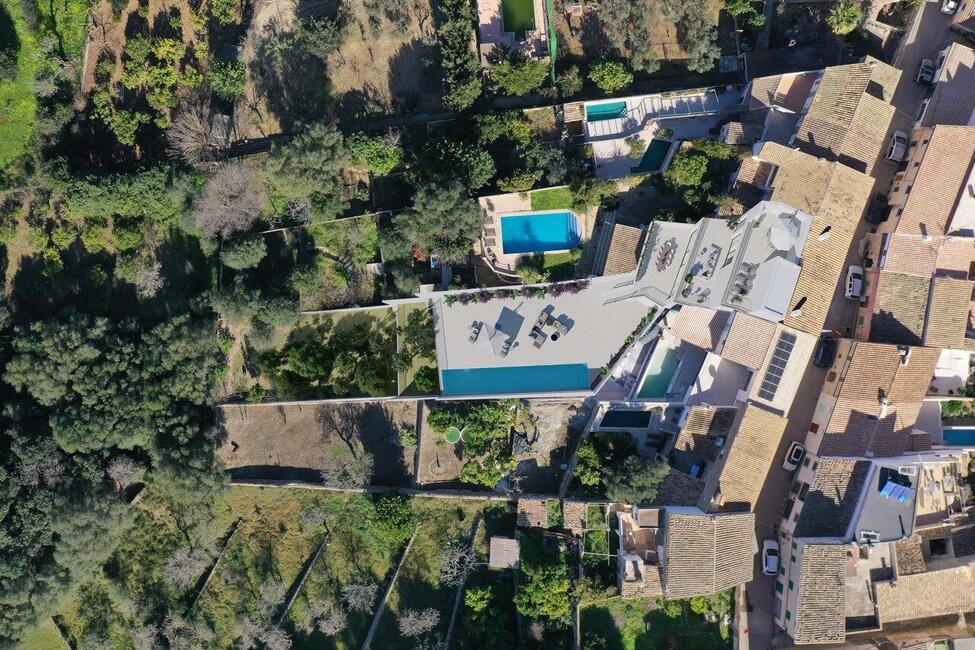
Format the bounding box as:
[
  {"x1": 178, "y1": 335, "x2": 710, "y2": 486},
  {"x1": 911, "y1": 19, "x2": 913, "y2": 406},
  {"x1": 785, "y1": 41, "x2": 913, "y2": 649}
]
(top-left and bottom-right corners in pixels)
[
  {"x1": 107, "y1": 455, "x2": 145, "y2": 490},
  {"x1": 397, "y1": 608, "x2": 440, "y2": 637},
  {"x1": 342, "y1": 581, "x2": 378, "y2": 614},
  {"x1": 305, "y1": 600, "x2": 347, "y2": 636},
  {"x1": 438, "y1": 543, "x2": 477, "y2": 587},
  {"x1": 167, "y1": 97, "x2": 219, "y2": 166},
  {"x1": 256, "y1": 578, "x2": 288, "y2": 617},
  {"x1": 194, "y1": 162, "x2": 264, "y2": 240},
  {"x1": 129, "y1": 624, "x2": 160, "y2": 650},
  {"x1": 163, "y1": 546, "x2": 216, "y2": 589}
]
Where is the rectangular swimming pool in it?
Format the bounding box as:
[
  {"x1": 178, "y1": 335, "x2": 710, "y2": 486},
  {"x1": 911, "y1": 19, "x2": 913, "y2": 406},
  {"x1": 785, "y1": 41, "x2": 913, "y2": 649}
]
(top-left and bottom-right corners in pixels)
[
  {"x1": 637, "y1": 346, "x2": 680, "y2": 400},
  {"x1": 632, "y1": 138, "x2": 673, "y2": 174},
  {"x1": 441, "y1": 363, "x2": 590, "y2": 396},
  {"x1": 943, "y1": 428, "x2": 975, "y2": 446},
  {"x1": 500, "y1": 211, "x2": 580, "y2": 255},
  {"x1": 600, "y1": 410, "x2": 652, "y2": 428},
  {"x1": 586, "y1": 101, "x2": 627, "y2": 122}
]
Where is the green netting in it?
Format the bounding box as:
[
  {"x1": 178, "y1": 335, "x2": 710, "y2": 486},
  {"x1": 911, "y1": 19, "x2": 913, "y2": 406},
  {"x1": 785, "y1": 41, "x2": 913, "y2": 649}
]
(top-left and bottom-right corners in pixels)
[{"x1": 546, "y1": 0, "x2": 557, "y2": 83}]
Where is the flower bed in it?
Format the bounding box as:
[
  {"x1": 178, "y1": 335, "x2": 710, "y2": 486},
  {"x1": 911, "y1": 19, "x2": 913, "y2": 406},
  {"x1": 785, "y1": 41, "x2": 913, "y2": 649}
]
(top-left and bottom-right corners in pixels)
[{"x1": 443, "y1": 279, "x2": 591, "y2": 306}]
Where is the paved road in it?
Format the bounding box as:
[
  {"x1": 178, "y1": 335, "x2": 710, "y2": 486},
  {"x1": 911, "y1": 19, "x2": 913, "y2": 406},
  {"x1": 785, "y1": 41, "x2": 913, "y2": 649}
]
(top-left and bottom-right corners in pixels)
[{"x1": 742, "y1": 362, "x2": 827, "y2": 650}]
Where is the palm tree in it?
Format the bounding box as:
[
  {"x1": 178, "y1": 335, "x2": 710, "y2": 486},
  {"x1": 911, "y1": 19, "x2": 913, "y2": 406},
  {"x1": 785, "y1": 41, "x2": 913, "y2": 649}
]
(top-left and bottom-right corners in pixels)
[{"x1": 827, "y1": 0, "x2": 863, "y2": 35}]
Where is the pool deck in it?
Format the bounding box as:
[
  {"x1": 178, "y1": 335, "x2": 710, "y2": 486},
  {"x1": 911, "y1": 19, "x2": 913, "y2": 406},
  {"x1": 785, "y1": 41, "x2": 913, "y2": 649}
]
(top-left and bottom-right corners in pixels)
[
  {"x1": 427, "y1": 275, "x2": 654, "y2": 385},
  {"x1": 478, "y1": 192, "x2": 597, "y2": 274}
]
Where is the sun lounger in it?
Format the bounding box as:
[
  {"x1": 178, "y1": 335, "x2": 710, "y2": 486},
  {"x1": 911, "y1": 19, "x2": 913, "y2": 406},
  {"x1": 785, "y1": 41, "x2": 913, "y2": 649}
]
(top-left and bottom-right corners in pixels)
[
  {"x1": 469, "y1": 321, "x2": 482, "y2": 342},
  {"x1": 484, "y1": 237, "x2": 497, "y2": 247}
]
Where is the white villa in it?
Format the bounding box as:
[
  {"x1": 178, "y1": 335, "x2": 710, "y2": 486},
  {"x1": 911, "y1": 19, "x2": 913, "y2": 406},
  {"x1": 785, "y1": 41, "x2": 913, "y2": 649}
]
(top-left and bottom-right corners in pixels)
[{"x1": 425, "y1": 200, "x2": 816, "y2": 397}]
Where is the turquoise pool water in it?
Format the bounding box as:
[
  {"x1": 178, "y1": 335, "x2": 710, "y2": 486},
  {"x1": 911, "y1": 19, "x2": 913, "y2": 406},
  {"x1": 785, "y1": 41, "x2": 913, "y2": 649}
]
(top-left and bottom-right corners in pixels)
[
  {"x1": 632, "y1": 138, "x2": 673, "y2": 174},
  {"x1": 441, "y1": 364, "x2": 590, "y2": 396},
  {"x1": 500, "y1": 211, "x2": 580, "y2": 254},
  {"x1": 943, "y1": 428, "x2": 975, "y2": 445},
  {"x1": 586, "y1": 101, "x2": 627, "y2": 122},
  {"x1": 637, "y1": 346, "x2": 680, "y2": 400}
]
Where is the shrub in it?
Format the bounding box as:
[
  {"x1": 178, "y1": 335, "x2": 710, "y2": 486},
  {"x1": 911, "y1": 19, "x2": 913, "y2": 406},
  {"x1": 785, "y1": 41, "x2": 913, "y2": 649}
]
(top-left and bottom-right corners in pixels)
[
  {"x1": 588, "y1": 61, "x2": 633, "y2": 94},
  {"x1": 491, "y1": 57, "x2": 548, "y2": 96},
  {"x1": 220, "y1": 236, "x2": 268, "y2": 269},
  {"x1": 437, "y1": 0, "x2": 482, "y2": 110},
  {"x1": 557, "y1": 65, "x2": 583, "y2": 97},
  {"x1": 113, "y1": 217, "x2": 145, "y2": 251},
  {"x1": 498, "y1": 170, "x2": 540, "y2": 193},
  {"x1": 346, "y1": 132, "x2": 404, "y2": 176},
  {"x1": 210, "y1": 0, "x2": 238, "y2": 23},
  {"x1": 210, "y1": 60, "x2": 246, "y2": 101},
  {"x1": 827, "y1": 0, "x2": 863, "y2": 35}
]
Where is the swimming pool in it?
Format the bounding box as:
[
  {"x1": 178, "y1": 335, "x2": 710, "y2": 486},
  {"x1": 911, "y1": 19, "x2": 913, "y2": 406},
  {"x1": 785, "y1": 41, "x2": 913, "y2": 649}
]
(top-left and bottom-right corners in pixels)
[
  {"x1": 500, "y1": 211, "x2": 580, "y2": 255},
  {"x1": 637, "y1": 346, "x2": 680, "y2": 400},
  {"x1": 600, "y1": 410, "x2": 652, "y2": 428},
  {"x1": 441, "y1": 363, "x2": 590, "y2": 396},
  {"x1": 586, "y1": 101, "x2": 627, "y2": 122},
  {"x1": 943, "y1": 428, "x2": 975, "y2": 446},
  {"x1": 632, "y1": 138, "x2": 673, "y2": 174}
]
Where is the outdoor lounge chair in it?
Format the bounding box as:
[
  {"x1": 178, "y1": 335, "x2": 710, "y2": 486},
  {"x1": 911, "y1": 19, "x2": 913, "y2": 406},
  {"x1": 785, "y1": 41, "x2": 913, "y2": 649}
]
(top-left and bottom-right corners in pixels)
[
  {"x1": 469, "y1": 321, "x2": 482, "y2": 342},
  {"x1": 484, "y1": 237, "x2": 497, "y2": 247},
  {"x1": 532, "y1": 330, "x2": 547, "y2": 348}
]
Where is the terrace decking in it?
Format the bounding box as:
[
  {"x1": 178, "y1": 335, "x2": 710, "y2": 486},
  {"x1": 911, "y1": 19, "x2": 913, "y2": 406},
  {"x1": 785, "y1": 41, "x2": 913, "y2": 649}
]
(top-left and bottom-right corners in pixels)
[{"x1": 583, "y1": 89, "x2": 745, "y2": 141}]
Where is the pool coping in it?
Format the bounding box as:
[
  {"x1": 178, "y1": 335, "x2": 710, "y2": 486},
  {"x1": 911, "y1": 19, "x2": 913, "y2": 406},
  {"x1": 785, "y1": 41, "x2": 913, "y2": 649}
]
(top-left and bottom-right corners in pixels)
[{"x1": 496, "y1": 209, "x2": 582, "y2": 258}]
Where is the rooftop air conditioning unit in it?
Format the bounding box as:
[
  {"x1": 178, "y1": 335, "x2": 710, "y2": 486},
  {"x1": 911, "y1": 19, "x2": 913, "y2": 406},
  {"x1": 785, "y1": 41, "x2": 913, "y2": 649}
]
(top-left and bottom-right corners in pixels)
[{"x1": 898, "y1": 466, "x2": 918, "y2": 476}]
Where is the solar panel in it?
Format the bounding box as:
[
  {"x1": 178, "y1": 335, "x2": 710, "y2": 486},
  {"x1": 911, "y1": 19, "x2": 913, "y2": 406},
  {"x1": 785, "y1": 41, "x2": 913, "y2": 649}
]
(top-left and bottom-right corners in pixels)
[{"x1": 757, "y1": 331, "x2": 797, "y2": 401}]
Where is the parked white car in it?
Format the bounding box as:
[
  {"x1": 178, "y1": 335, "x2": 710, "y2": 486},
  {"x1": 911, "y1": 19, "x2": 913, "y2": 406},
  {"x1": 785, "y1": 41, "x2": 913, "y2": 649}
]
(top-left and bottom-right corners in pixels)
[
  {"x1": 762, "y1": 540, "x2": 780, "y2": 575},
  {"x1": 845, "y1": 265, "x2": 864, "y2": 300},
  {"x1": 943, "y1": 0, "x2": 958, "y2": 14},
  {"x1": 783, "y1": 441, "x2": 806, "y2": 472},
  {"x1": 885, "y1": 130, "x2": 908, "y2": 163}
]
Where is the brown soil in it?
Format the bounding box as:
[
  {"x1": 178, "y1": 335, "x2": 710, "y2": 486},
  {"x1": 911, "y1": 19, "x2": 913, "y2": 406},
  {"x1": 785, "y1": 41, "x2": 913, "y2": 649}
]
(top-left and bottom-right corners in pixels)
[
  {"x1": 217, "y1": 399, "x2": 419, "y2": 486},
  {"x1": 513, "y1": 400, "x2": 585, "y2": 493}
]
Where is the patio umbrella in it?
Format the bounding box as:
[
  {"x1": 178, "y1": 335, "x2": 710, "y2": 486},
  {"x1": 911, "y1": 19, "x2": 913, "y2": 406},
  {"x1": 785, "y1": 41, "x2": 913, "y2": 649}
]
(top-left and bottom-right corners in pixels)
[{"x1": 478, "y1": 325, "x2": 510, "y2": 357}]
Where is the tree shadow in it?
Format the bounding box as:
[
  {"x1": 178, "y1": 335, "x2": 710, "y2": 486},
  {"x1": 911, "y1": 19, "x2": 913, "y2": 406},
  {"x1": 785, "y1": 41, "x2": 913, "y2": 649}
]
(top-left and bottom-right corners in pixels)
[
  {"x1": 249, "y1": 24, "x2": 330, "y2": 133},
  {"x1": 385, "y1": 37, "x2": 443, "y2": 116},
  {"x1": 0, "y1": 4, "x2": 19, "y2": 55}
]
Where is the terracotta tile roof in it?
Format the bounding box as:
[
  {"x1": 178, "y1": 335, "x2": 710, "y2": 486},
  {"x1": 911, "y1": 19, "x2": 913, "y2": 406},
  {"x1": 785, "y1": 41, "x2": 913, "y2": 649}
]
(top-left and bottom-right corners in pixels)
[
  {"x1": 654, "y1": 470, "x2": 707, "y2": 507},
  {"x1": 562, "y1": 500, "x2": 588, "y2": 536},
  {"x1": 517, "y1": 497, "x2": 548, "y2": 528},
  {"x1": 794, "y1": 458, "x2": 871, "y2": 538},
  {"x1": 935, "y1": 236, "x2": 975, "y2": 279},
  {"x1": 952, "y1": 523, "x2": 975, "y2": 558},
  {"x1": 715, "y1": 405, "x2": 789, "y2": 510},
  {"x1": 748, "y1": 74, "x2": 783, "y2": 110},
  {"x1": 895, "y1": 126, "x2": 975, "y2": 238},
  {"x1": 882, "y1": 234, "x2": 941, "y2": 277},
  {"x1": 723, "y1": 121, "x2": 747, "y2": 145},
  {"x1": 662, "y1": 511, "x2": 756, "y2": 598},
  {"x1": 920, "y1": 43, "x2": 975, "y2": 127},
  {"x1": 671, "y1": 406, "x2": 738, "y2": 464},
  {"x1": 925, "y1": 277, "x2": 975, "y2": 351},
  {"x1": 747, "y1": 327, "x2": 818, "y2": 412},
  {"x1": 818, "y1": 343, "x2": 939, "y2": 457},
  {"x1": 775, "y1": 72, "x2": 819, "y2": 113},
  {"x1": 668, "y1": 305, "x2": 729, "y2": 351},
  {"x1": 792, "y1": 544, "x2": 847, "y2": 645},
  {"x1": 893, "y1": 538, "x2": 927, "y2": 576},
  {"x1": 489, "y1": 536, "x2": 520, "y2": 569},
  {"x1": 602, "y1": 223, "x2": 645, "y2": 276},
  {"x1": 756, "y1": 143, "x2": 874, "y2": 335},
  {"x1": 875, "y1": 565, "x2": 975, "y2": 623},
  {"x1": 793, "y1": 60, "x2": 900, "y2": 175},
  {"x1": 720, "y1": 312, "x2": 778, "y2": 369},
  {"x1": 736, "y1": 157, "x2": 777, "y2": 188},
  {"x1": 871, "y1": 271, "x2": 932, "y2": 346},
  {"x1": 619, "y1": 562, "x2": 664, "y2": 598}
]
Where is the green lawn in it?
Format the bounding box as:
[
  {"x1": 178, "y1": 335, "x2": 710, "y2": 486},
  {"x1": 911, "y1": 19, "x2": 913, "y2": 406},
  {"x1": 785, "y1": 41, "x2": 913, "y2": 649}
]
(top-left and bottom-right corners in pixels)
[
  {"x1": 396, "y1": 302, "x2": 438, "y2": 396},
  {"x1": 581, "y1": 597, "x2": 731, "y2": 650},
  {"x1": 518, "y1": 247, "x2": 582, "y2": 281},
  {"x1": 17, "y1": 619, "x2": 69, "y2": 650},
  {"x1": 0, "y1": 0, "x2": 40, "y2": 169},
  {"x1": 530, "y1": 187, "x2": 574, "y2": 211}
]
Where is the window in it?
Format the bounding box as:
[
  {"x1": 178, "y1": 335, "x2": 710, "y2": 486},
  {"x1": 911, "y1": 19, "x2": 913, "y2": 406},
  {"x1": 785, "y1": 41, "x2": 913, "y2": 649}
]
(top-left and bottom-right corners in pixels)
[
  {"x1": 780, "y1": 565, "x2": 785, "y2": 575},
  {"x1": 785, "y1": 611, "x2": 792, "y2": 621},
  {"x1": 797, "y1": 483, "x2": 809, "y2": 501},
  {"x1": 791, "y1": 554, "x2": 796, "y2": 563},
  {"x1": 788, "y1": 580, "x2": 794, "y2": 590},
  {"x1": 792, "y1": 541, "x2": 797, "y2": 549},
  {"x1": 809, "y1": 422, "x2": 820, "y2": 434},
  {"x1": 811, "y1": 461, "x2": 818, "y2": 471},
  {"x1": 758, "y1": 331, "x2": 797, "y2": 401},
  {"x1": 776, "y1": 580, "x2": 784, "y2": 594},
  {"x1": 905, "y1": 185, "x2": 913, "y2": 195}
]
